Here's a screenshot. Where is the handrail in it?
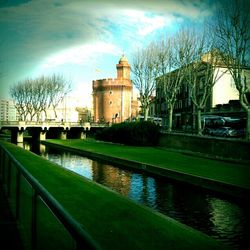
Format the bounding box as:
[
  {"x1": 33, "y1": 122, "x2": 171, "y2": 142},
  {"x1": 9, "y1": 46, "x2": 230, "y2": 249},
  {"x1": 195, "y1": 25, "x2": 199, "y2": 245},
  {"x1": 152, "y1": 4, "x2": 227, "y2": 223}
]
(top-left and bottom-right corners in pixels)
[{"x1": 0, "y1": 143, "x2": 101, "y2": 250}]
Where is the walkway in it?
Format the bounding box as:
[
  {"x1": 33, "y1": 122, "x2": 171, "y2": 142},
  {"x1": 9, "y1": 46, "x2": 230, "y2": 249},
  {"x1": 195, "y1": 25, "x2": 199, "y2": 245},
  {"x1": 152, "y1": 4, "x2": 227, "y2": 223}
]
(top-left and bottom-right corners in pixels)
[{"x1": 0, "y1": 181, "x2": 23, "y2": 249}]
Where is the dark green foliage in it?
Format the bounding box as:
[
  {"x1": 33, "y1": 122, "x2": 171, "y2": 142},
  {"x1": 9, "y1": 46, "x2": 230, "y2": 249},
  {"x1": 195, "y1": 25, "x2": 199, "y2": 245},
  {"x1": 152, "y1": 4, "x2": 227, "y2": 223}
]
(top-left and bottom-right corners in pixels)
[{"x1": 95, "y1": 121, "x2": 160, "y2": 146}]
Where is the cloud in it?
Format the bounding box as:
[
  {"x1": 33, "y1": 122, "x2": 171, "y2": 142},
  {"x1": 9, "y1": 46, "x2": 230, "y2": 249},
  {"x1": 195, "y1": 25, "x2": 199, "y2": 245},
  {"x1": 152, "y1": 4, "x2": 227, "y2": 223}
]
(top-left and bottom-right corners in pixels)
[
  {"x1": 0, "y1": 0, "x2": 215, "y2": 62},
  {"x1": 41, "y1": 42, "x2": 122, "y2": 68},
  {"x1": 0, "y1": 0, "x2": 217, "y2": 100},
  {"x1": 120, "y1": 10, "x2": 181, "y2": 37}
]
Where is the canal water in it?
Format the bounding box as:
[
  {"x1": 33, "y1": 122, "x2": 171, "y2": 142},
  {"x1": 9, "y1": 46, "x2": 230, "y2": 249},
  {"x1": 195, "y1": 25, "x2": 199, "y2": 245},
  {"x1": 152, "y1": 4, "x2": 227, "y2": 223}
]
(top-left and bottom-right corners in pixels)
[{"x1": 23, "y1": 142, "x2": 249, "y2": 249}]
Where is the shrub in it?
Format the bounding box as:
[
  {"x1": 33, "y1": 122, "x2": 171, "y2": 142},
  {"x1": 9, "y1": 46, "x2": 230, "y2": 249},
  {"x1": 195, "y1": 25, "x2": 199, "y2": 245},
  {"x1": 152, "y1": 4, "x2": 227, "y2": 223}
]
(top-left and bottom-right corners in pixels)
[{"x1": 95, "y1": 121, "x2": 160, "y2": 146}]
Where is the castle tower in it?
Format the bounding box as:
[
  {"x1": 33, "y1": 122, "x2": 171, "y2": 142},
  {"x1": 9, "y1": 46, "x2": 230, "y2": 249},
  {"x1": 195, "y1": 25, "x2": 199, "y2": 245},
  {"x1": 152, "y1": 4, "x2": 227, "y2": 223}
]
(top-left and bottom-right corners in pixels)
[
  {"x1": 92, "y1": 55, "x2": 132, "y2": 123},
  {"x1": 116, "y1": 54, "x2": 131, "y2": 79}
]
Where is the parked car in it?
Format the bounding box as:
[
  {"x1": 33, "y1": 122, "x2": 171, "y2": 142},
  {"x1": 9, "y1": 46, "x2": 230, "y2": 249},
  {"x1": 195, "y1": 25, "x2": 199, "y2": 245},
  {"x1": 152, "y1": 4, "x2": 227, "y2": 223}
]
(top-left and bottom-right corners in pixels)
[
  {"x1": 213, "y1": 127, "x2": 238, "y2": 137},
  {"x1": 235, "y1": 128, "x2": 246, "y2": 138},
  {"x1": 203, "y1": 127, "x2": 217, "y2": 136},
  {"x1": 201, "y1": 115, "x2": 225, "y2": 129}
]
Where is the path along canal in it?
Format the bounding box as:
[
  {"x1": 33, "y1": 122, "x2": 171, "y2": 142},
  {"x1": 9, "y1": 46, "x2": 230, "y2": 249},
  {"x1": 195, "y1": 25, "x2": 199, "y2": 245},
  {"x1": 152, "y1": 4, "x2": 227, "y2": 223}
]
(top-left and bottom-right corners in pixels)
[{"x1": 22, "y1": 141, "x2": 249, "y2": 249}]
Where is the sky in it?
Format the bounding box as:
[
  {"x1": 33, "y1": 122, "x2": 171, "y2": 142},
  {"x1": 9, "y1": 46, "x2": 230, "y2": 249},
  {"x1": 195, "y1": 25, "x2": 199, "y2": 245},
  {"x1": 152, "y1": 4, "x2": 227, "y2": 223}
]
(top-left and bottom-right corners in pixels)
[{"x1": 0, "y1": 0, "x2": 218, "y2": 107}]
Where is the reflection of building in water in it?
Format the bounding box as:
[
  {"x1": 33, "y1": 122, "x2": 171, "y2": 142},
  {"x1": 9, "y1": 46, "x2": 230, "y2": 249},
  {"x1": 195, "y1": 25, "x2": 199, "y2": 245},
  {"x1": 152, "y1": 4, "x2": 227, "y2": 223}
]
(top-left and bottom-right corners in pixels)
[
  {"x1": 208, "y1": 197, "x2": 242, "y2": 234},
  {"x1": 92, "y1": 161, "x2": 131, "y2": 196},
  {"x1": 129, "y1": 175, "x2": 157, "y2": 207},
  {"x1": 39, "y1": 144, "x2": 46, "y2": 154},
  {"x1": 17, "y1": 142, "x2": 30, "y2": 150}
]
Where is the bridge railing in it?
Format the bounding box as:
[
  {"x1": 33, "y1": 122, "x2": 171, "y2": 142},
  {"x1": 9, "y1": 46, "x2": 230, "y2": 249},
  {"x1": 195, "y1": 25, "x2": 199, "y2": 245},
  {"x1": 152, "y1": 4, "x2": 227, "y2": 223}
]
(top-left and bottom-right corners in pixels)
[
  {"x1": 0, "y1": 120, "x2": 95, "y2": 128},
  {"x1": 0, "y1": 143, "x2": 101, "y2": 250},
  {"x1": 0, "y1": 120, "x2": 20, "y2": 126}
]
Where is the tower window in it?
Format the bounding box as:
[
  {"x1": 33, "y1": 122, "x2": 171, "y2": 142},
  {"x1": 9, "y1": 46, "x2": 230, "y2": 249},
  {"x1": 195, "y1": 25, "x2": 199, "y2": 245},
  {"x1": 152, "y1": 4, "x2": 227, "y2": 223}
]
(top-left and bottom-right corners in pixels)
[
  {"x1": 109, "y1": 101, "x2": 112, "y2": 105},
  {"x1": 110, "y1": 91, "x2": 113, "y2": 95}
]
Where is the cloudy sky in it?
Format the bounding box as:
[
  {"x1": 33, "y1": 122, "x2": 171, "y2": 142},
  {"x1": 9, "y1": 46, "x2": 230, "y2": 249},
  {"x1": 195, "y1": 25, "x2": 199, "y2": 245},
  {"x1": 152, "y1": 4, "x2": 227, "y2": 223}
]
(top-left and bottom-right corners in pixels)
[{"x1": 0, "y1": 0, "x2": 218, "y2": 106}]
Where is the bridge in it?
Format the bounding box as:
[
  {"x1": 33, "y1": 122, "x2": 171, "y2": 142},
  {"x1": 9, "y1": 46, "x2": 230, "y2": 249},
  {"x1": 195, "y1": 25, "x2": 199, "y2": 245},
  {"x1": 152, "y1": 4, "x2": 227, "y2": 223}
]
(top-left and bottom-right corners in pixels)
[{"x1": 0, "y1": 121, "x2": 109, "y2": 143}]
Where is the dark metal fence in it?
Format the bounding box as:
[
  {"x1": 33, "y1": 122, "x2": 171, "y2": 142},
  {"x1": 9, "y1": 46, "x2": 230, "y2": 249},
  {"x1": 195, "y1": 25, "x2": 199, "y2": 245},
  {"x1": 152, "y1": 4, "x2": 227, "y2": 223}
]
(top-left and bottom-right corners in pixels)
[{"x1": 0, "y1": 143, "x2": 101, "y2": 250}]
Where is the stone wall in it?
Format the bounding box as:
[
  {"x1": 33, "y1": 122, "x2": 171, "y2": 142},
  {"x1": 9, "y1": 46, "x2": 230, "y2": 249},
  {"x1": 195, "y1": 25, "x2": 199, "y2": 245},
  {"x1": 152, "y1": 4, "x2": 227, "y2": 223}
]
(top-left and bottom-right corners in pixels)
[{"x1": 159, "y1": 132, "x2": 250, "y2": 162}]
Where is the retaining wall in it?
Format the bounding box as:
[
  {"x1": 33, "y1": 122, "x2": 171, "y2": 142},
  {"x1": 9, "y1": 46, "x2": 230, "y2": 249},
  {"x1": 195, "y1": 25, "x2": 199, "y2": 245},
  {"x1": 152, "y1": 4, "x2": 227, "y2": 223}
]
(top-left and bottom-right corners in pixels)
[{"x1": 159, "y1": 133, "x2": 250, "y2": 162}]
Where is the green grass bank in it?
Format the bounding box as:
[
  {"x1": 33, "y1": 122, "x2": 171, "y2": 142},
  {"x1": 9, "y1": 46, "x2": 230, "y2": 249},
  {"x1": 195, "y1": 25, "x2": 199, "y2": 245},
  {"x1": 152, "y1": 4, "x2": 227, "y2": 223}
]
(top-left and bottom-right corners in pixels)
[
  {"x1": 43, "y1": 139, "x2": 250, "y2": 200},
  {"x1": 0, "y1": 140, "x2": 228, "y2": 250}
]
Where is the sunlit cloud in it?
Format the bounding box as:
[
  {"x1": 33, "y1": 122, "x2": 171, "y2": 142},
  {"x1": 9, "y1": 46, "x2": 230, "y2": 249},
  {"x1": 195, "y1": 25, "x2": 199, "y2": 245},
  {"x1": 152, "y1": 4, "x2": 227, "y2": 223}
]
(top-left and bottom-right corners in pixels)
[
  {"x1": 41, "y1": 42, "x2": 122, "y2": 69},
  {"x1": 121, "y1": 10, "x2": 180, "y2": 36},
  {"x1": 0, "y1": 0, "x2": 217, "y2": 100}
]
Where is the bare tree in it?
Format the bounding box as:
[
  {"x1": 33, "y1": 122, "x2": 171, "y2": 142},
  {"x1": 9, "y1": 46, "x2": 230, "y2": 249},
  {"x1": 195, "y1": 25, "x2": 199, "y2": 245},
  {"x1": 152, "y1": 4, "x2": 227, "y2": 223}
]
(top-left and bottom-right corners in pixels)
[
  {"x1": 183, "y1": 28, "x2": 228, "y2": 135},
  {"x1": 213, "y1": 0, "x2": 250, "y2": 139},
  {"x1": 132, "y1": 43, "x2": 159, "y2": 121},
  {"x1": 156, "y1": 29, "x2": 194, "y2": 132},
  {"x1": 10, "y1": 75, "x2": 71, "y2": 121},
  {"x1": 10, "y1": 80, "x2": 32, "y2": 121},
  {"x1": 47, "y1": 74, "x2": 71, "y2": 119},
  {"x1": 187, "y1": 50, "x2": 227, "y2": 135}
]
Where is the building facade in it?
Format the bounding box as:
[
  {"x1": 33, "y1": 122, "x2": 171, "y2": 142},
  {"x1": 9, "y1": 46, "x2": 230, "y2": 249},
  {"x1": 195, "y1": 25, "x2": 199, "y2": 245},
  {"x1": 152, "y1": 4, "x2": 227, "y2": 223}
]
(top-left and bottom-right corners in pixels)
[
  {"x1": 0, "y1": 99, "x2": 17, "y2": 121},
  {"x1": 155, "y1": 53, "x2": 249, "y2": 130},
  {"x1": 92, "y1": 55, "x2": 134, "y2": 123}
]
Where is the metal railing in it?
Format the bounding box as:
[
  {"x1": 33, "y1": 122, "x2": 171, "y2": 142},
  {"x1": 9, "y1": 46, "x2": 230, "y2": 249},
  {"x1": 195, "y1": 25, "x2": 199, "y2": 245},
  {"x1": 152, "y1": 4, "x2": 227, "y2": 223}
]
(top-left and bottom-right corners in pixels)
[{"x1": 0, "y1": 143, "x2": 101, "y2": 250}]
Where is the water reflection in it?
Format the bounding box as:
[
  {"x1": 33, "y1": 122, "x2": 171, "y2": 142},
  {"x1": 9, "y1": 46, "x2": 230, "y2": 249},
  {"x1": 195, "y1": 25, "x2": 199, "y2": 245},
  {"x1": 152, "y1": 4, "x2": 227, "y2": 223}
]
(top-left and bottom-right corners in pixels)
[
  {"x1": 208, "y1": 197, "x2": 248, "y2": 249},
  {"x1": 21, "y1": 141, "x2": 249, "y2": 249},
  {"x1": 45, "y1": 152, "x2": 94, "y2": 180},
  {"x1": 129, "y1": 174, "x2": 157, "y2": 209}
]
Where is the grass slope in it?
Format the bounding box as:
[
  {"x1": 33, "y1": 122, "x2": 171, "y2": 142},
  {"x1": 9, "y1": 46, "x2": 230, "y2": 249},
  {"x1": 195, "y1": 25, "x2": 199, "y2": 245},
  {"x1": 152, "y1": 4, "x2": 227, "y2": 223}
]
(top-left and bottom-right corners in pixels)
[{"x1": 0, "y1": 140, "x2": 226, "y2": 250}]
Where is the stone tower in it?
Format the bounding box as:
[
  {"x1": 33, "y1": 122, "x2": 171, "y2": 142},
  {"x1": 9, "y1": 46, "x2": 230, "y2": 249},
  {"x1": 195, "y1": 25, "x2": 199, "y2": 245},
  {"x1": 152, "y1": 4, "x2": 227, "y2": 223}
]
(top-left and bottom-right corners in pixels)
[{"x1": 92, "y1": 55, "x2": 132, "y2": 123}]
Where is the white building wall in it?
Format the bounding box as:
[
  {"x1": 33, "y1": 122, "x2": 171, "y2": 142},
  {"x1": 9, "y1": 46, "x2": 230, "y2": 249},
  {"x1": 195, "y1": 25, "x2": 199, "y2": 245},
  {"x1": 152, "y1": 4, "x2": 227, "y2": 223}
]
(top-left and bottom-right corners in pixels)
[
  {"x1": 0, "y1": 99, "x2": 17, "y2": 121},
  {"x1": 212, "y1": 68, "x2": 239, "y2": 107},
  {"x1": 44, "y1": 95, "x2": 80, "y2": 122}
]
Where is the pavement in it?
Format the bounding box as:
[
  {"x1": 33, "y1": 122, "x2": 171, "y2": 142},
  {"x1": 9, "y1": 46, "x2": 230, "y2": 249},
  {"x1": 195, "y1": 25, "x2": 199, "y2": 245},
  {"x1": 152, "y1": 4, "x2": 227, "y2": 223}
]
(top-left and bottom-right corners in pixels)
[{"x1": 0, "y1": 181, "x2": 23, "y2": 249}]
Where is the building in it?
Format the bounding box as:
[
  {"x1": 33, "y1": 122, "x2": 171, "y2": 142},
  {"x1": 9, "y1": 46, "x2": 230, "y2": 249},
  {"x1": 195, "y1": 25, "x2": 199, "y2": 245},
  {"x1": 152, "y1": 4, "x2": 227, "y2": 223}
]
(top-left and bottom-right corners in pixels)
[
  {"x1": 0, "y1": 99, "x2": 17, "y2": 121},
  {"x1": 75, "y1": 107, "x2": 92, "y2": 122},
  {"x1": 44, "y1": 95, "x2": 82, "y2": 122},
  {"x1": 92, "y1": 55, "x2": 136, "y2": 123},
  {"x1": 155, "y1": 52, "x2": 250, "y2": 130}
]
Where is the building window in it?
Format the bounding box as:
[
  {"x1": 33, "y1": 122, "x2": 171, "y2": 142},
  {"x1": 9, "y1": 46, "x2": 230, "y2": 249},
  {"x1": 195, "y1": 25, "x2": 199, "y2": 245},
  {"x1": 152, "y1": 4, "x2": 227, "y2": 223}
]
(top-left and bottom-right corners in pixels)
[
  {"x1": 110, "y1": 91, "x2": 113, "y2": 95},
  {"x1": 109, "y1": 101, "x2": 112, "y2": 105}
]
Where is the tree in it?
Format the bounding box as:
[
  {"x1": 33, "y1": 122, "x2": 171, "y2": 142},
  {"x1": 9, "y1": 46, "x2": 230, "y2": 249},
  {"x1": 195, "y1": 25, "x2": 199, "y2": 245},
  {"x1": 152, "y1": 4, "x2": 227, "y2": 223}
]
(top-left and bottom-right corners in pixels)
[
  {"x1": 213, "y1": 0, "x2": 250, "y2": 139},
  {"x1": 156, "y1": 29, "x2": 195, "y2": 132},
  {"x1": 183, "y1": 28, "x2": 227, "y2": 135},
  {"x1": 10, "y1": 80, "x2": 31, "y2": 121},
  {"x1": 132, "y1": 43, "x2": 159, "y2": 121},
  {"x1": 47, "y1": 74, "x2": 71, "y2": 119},
  {"x1": 10, "y1": 75, "x2": 71, "y2": 121}
]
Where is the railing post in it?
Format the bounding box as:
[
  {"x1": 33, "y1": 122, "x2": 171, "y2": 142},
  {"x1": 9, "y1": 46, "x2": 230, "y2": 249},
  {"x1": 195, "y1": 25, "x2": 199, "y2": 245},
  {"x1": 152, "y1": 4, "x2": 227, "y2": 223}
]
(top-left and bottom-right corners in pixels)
[
  {"x1": 16, "y1": 169, "x2": 21, "y2": 220},
  {"x1": 7, "y1": 158, "x2": 11, "y2": 197},
  {"x1": 0, "y1": 147, "x2": 3, "y2": 178},
  {"x1": 1, "y1": 152, "x2": 6, "y2": 183},
  {"x1": 31, "y1": 190, "x2": 38, "y2": 250}
]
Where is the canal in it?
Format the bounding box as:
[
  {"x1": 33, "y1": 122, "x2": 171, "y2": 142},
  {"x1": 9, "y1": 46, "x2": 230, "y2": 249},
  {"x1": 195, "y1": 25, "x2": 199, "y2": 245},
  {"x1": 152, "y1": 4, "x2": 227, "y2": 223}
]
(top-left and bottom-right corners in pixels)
[{"x1": 23, "y1": 141, "x2": 249, "y2": 249}]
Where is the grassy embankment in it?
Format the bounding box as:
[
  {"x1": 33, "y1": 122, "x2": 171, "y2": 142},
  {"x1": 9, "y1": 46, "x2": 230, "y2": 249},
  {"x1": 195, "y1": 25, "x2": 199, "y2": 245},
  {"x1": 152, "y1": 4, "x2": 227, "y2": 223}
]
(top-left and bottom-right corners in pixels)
[
  {"x1": 0, "y1": 140, "x2": 227, "y2": 250},
  {"x1": 45, "y1": 139, "x2": 250, "y2": 191}
]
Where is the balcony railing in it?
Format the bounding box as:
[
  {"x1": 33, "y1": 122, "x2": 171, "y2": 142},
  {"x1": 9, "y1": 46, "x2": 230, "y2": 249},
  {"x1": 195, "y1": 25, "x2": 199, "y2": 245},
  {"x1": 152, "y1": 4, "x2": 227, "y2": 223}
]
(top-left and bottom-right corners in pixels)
[{"x1": 0, "y1": 143, "x2": 101, "y2": 250}]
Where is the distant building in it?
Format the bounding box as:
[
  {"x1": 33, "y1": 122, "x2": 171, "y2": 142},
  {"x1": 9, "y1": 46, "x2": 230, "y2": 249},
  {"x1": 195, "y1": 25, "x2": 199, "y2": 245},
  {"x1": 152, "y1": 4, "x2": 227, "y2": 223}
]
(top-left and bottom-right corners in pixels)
[
  {"x1": 75, "y1": 107, "x2": 92, "y2": 122},
  {"x1": 155, "y1": 51, "x2": 250, "y2": 129},
  {"x1": 92, "y1": 55, "x2": 138, "y2": 123},
  {"x1": 45, "y1": 95, "x2": 80, "y2": 122},
  {"x1": 0, "y1": 99, "x2": 17, "y2": 121}
]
